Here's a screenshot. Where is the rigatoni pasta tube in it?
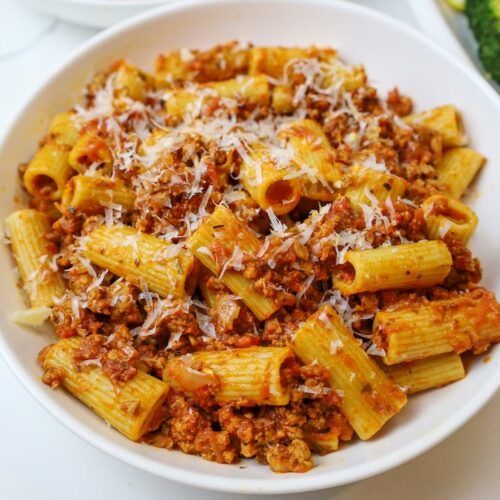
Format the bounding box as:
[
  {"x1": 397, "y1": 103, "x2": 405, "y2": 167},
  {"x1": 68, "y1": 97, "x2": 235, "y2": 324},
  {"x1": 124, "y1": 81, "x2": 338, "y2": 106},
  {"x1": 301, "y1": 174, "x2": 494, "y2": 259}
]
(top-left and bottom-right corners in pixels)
[
  {"x1": 23, "y1": 112, "x2": 80, "y2": 200},
  {"x1": 43, "y1": 337, "x2": 169, "y2": 441},
  {"x1": 68, "y1": 131, "x2": 113, "y2": 174},
  {"x1": 382, "y1": 353, "x2": 465, "y2": 394},
  {"x1": 24, "y1": 143, "x2": 73, "y2": 200},
  {"x1": 166, "y1": 75, "x2": 269, "y2": 120},
  {"x1": 240, "y1": 143, "x2": 301, "y2": 215},
  {"x1": 333, "y1": 240, "x2": 452, "y2": 295},
  {"x1": 198, "y1": 273, "x2": 218, "y2": 309},
  {"x1": 374, "y1": 291, "x2": 500, "y2": 365},
  {"x1": 248, "y1": 46, "x2": 336, "y2": 78},
  {"x1": 272, "y1": 85, "x2": 295, "y2": 114},
  {"x1": 5, "y1": 209, "x2": 65, "y2": 307},
  {"x1": 186, "y1": 206, "x2": 281, "y2": 320},
  {"x1": 163, "y1": 347, "x2": 293, "y2": 405},
  {"x1": 323, "y1": 63, "x2": 367, "y2": 92},
  {"x1": 421, "y1": 195, "x2": 477, "y2": 244},
  {"x1": 114, "y1": 62, "x2": 149, "y2": 101},
  {"x1": 83, "y1": 224, "x2": 197, "y2": 298},
  {"x1": 278, "y1": 119, "x2": 343, "y2": 201},
  {"x1": 270, "y1": 67, "x2": 365, "y2": 114},
  {"x1": 249, "y1": 47, "x2": 313, "y2": 78},
  {"x1": 435, "y1": 147, "x2": 485, "y2": 198},
  {"x1": 344, "y1": 165, "x2": 407, "y2": 206},
  {"x1": 404, "y1": 105, "x2": 466, "y2": 147},
  {"x1": 155, "y1": 44, "x2": 249, "y2": 85},
  {"x1": 61, "y1": 174, "x2": 135, "y2": 215},
  {"x1": 292, "y1": 305, "x2": 407, "y2": 440},
  {"x1": 46, "y1": 111, "x2": 80, "y2": 146}
]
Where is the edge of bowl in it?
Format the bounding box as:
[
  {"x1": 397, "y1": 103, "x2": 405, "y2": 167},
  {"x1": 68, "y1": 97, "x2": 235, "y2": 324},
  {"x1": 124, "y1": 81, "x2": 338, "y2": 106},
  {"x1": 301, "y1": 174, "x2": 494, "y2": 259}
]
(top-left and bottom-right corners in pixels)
[{"x1": 0, "y1": 0, "x2": 499, "y2": 494}]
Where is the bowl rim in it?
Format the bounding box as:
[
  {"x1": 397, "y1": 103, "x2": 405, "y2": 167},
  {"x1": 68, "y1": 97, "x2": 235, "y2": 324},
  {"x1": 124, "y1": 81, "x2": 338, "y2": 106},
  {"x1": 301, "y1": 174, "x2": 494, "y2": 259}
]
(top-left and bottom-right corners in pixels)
[
  {"x1": 0, "y1": 0, "x2": 499, "y2": 494},
  {"x1": 25, "y1": 0, "x2": 168, "y2": 7}
]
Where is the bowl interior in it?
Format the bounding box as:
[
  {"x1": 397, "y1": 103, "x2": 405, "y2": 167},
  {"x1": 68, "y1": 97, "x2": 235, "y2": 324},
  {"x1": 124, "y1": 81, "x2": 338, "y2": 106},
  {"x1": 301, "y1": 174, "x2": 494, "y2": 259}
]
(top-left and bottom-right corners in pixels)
[{"x1": 0, "y1": 0, "x2": 498, "y2": 493}]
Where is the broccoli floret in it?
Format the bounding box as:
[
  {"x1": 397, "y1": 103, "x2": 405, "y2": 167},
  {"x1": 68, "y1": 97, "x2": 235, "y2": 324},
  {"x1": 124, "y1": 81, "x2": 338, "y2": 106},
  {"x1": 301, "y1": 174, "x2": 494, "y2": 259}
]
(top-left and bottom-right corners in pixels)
[{"x1": 466, "y1": 0, "x2": 500, "y2": 83}]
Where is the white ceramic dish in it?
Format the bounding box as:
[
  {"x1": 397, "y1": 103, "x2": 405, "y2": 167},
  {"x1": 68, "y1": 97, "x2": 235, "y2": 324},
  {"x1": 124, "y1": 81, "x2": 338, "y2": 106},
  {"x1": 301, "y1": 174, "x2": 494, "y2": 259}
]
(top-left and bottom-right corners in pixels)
[
  {"x1": 23, "y1": 0, "x2": 168, "y2": 28},
  {"x1": 408, "y1": 0, "x2": 500, "y2": 93},
  {"x1": 0, "y1": 0, "x2": 499, "y2": 494}
]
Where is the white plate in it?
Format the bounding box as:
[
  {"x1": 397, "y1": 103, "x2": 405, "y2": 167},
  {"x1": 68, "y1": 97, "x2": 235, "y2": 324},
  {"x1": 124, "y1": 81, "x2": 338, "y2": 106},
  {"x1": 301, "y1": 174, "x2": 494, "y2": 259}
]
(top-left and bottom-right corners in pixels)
[
  {"x1": 408, "y1": 0, "x2": 500, "y2": 92},
  {"x1": 23, "y1": 0, "x2": 168, "y2": 28},
  {"x1": 0, "y1": 0, "x2": 499, "y2": 494}
]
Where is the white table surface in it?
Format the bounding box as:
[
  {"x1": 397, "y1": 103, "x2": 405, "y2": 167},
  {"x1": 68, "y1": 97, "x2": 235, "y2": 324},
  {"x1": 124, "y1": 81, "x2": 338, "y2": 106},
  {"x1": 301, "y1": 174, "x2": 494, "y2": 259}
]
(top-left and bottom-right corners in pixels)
[{"x1": 0, "y1": 1, "x2": 498, "y2": 498}]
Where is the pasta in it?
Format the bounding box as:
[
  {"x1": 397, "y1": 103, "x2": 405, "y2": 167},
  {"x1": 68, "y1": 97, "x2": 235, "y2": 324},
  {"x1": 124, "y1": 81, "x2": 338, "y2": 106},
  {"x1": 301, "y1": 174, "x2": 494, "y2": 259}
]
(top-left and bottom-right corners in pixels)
[
  {"x1": 333, "y1": 241, "x2": 452, "y2": 295},
  {"x1": 381, "y1": 353, "x2": 465, "y2": 394},
  {"x1": 5, "y1": 209, "x2": 65, "y2": 307},
  {"x1": 23, "y1": 112, "x2": 79, "y2": 200},
  {"x1": 114, "y1": 61, "x2": 151, "y2": 101},
  {"x1": 5, "y1": 41, "x2": 499, "y2": 474},
  {"x1": 61, "y1": 174, "x2": 136, "y2": 214},
  {"x1": 165, "y1": 75, "x2": 269, "y2": 121},
  {"x1": 292, "y1": 305, "x2": 407, "y2": 440},
  {"x1": 421, "y1": 194, "x2": 478, "y2": 244},
  {"x1": 163, "y1": 346, "x2": 293, "y2": 405},
  {"x1": 239, "y1": 142, "x2": 302, "y2": 214},
  {"x1": 248, "y1": 46, "x2": 331, "y2": 78},
  {"x1": 278, "y1": 119, "x2": 343, "y2": 201},
  {"x1": 186, "y1": 205, "x2": 281, "y2": 320},
  {"x1": 344, "y1": 164, "x2": 407, "y2": 206},
  {"x1": 68, "y1": 130, "x2": 113, "y2": 174},
  {"x1": 83, "y1": 224, "x2": 198, "y2": 299},
  {"x1": 42, "y1": 337, "x2": 169, "y2": 441},
  {"x1": 404, "y1": 105, "x2": 466, "y2": 147},
  {"x1": 373, "y1": 290, "x2": 500, "y2": 365},
  {"x1": 435, "y1": 147, "x2": 485, "y2": 198}
]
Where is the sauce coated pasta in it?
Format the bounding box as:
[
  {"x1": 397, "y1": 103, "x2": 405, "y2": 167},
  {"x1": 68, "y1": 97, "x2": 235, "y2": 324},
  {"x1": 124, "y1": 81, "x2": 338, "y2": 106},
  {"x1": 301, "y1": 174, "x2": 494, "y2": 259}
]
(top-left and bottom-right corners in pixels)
[{"x1": 6, "y1": 42, "x2": 499, "y2": 473}]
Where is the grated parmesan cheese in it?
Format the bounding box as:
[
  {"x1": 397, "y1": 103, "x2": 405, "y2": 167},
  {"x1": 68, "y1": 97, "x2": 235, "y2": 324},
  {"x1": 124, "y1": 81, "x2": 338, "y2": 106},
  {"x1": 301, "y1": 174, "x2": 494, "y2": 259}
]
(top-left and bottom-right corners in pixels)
[
  {"x1": 266, "y1": 207, "x2": 289, "y2": 236},
  {"x1": 297, "y1": 384, "x2": 332, "y2": 396},
  {"x1": 329, "y1": 338, "x2": 343, "y2": 354},
  {"x1": 366, "y1": 342, "x2": 387, "y2": 357},
  {"x1": 218, "y1": 245, "x2": 245, "y2": 280},
  {"x1": 439, "y1": 219, "x2": 453, "y2": 239},
  {"x1": 10, "y1": 306, "x2": 51, "y2": 326}
]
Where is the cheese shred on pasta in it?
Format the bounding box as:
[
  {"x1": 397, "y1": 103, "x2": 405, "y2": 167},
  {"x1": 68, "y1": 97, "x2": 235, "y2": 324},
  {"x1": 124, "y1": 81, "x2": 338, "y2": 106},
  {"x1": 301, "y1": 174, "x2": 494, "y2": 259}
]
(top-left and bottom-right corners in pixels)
[{"x1": 5, "y1": 43, "x2": 499, "y2": 474}]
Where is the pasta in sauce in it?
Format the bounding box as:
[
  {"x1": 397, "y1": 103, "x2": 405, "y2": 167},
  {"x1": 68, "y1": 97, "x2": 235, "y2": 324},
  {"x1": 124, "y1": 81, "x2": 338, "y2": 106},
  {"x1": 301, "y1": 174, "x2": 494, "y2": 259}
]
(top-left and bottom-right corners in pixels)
[{"x1": 5, "y1": 42, "x2": 499, "y2": 473}]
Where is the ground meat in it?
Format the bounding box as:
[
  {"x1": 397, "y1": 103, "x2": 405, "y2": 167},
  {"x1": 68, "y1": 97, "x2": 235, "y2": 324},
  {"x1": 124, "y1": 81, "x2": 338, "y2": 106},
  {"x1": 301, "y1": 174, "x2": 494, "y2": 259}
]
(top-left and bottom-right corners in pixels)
[
  {"x1": 265, "y1": 439, "x2": 313, "y2": 473},
  {"x1": 154, "y1": 299, "x2": 202, "y2": 338},
  {"x1": 135, "y1": 344, "x2": 167, "y2": 376},
  {"x1": 387, "y1": 87, "x2": 413, "y2": 116},
  {"x1": 41, "y1": 367, "x2": 65, "y2": 389},
  {"x1": 109, "y1": 281, "x2": 143, "y2": 325},
  {"x1": 444, "y1": 236, "x2": 482, "y2": 287},
  {"x1": 144, "y1": 393, "x2": 238, "y2": 464},
  {"x1": 74, "y1": 334, "x2": 105, "y2": 363},
  {"x1": 352, "y1": 86, "x2": 382, "y2": 115},
  {"x1": 218, "y1": 405, "x2": 307, "y2": 460},
  {"x1": 405, "y1": 178, "x2": 445, "y2": 204},
  {"x1": 398, "y1": 126, "x2": 442, "y2": 167},
  {"x1": 101, "y1": 348, "x2": 138, "y2": 384},
  {"x1": 51, "y1": 298, "x2": 104, "y2": 339},
  {"x1": 385, "y1": 202, "x2": 427, "y2": 242}
]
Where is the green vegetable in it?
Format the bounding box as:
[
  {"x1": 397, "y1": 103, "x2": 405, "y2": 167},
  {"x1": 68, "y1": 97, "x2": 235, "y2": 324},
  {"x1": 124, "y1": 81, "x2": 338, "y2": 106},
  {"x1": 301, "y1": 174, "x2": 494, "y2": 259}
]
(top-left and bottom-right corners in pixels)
[{"x1": 466, "y1": 0, "x2": 500, "y2": 83}]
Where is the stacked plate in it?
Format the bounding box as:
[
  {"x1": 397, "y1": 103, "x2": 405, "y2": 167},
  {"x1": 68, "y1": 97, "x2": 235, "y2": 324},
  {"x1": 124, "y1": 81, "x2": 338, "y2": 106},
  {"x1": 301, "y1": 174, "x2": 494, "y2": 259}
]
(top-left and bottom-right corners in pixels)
[{"x1": 23, "y1": 0, "x2": 169, "y2": 28}]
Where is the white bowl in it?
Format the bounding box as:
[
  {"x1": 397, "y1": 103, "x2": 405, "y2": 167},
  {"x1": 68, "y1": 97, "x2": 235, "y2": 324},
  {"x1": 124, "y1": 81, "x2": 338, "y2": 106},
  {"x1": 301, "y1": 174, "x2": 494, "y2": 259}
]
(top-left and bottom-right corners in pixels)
[
  {"x1": 408, "y1": 0, "x2": 500, "y2": 93},
  {"x1": 0, "y1": 0, "x2": 499, "y2": 494},
  {"x1": 23, "y1": 0, "x2": 169, "y2": 28}
]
